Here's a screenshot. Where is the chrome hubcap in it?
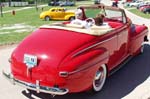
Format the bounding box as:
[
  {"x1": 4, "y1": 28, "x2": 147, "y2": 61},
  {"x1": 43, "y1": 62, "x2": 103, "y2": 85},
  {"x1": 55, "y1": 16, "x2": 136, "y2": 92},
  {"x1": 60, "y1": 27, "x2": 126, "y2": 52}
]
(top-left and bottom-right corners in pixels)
[
  {"x1": 141, "y1": 45, "x2": 144, "y2": 53},
  {"x1": 94, "y1": 68, "x2": 104, "y2": 87},
  {"x1": 141, "y1": 43, "x2": 144, "y2": 53},
  {"x1": 45, "y1": 17, "x2": 50, "y2": 21},
  {"x1": 93, "y1": 64, "x2": 107, "y2": 92}
]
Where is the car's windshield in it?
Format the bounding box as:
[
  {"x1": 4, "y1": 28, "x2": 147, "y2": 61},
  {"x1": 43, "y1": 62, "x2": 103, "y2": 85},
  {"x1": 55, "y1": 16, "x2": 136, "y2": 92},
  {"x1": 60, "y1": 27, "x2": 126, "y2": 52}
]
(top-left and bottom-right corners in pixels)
[
  {"x1": 85, "y1": 9, "x2": 101, "y2": 18},
  {"x1": 84, "y1": 7, "x2": 126, "y2": 23}
]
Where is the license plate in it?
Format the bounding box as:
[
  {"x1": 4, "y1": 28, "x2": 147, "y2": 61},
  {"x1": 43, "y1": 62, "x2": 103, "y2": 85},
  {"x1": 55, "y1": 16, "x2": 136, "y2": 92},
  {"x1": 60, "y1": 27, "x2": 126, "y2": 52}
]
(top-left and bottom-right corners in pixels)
[{"x1": 24, "y1": 54, "x2": 37, "y2": 68}]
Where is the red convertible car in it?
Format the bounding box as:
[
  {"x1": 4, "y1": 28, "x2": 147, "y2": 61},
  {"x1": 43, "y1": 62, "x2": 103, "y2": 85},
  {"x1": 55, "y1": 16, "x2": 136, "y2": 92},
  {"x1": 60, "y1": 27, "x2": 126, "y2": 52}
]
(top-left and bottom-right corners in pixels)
[{"x1": 3, "y1": 4, "x2": 149, "y2": 96}]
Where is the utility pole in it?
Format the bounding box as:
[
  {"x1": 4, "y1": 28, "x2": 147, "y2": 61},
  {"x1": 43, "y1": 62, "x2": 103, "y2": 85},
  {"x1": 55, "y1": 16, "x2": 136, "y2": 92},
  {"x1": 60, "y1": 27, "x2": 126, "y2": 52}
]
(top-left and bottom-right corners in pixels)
[
  {"x1": 0, "y1": 1, "x2": 3, "y2": 17},
  {"x1": 8, "y1": 0, "x2": 11, "y2": 7},
  {"x1": 35, "y1": 0, "x2": 38, "y2": 11}
]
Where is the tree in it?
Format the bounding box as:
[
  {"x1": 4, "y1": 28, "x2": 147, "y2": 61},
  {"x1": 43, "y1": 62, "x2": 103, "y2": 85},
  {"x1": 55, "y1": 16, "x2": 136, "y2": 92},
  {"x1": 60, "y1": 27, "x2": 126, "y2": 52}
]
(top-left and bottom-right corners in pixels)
[{"x1": 0, "y1": 1, "x2": 3, "y2": 17}]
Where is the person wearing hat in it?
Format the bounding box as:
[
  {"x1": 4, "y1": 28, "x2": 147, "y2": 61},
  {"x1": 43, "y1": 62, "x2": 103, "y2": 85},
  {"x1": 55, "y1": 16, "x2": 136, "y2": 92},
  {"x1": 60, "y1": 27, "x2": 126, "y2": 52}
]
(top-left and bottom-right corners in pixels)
[{"x1": 70, "y1": 8, "x2": 89, "y2": 28}]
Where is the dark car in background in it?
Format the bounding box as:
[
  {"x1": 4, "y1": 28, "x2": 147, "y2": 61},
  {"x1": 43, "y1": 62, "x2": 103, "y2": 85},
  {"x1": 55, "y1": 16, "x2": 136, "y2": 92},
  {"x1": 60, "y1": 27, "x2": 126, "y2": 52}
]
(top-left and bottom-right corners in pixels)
[
  {"x1": 48, "y1": 0, "x2": 62, "y2": 6},
  {"x1": 59, "y1": 1, "x2": 75, "y2": 7},
  {"x1": 94, "y1": 0, "x2": 101, "y2": 4},
  {"x1": 143, "y1": 7, "x2": 150, "y2": 14}
]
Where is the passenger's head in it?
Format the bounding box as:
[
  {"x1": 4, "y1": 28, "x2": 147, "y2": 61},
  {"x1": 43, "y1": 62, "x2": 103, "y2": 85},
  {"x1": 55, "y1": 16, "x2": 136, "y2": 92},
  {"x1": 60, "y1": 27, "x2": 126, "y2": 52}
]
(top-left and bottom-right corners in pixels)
[
  {"x1": 75, "y1": 8, "x2": 83, "y2": 20},
  {"x1": 94, "y1": 14, "x2": 105, "y2": 26}
]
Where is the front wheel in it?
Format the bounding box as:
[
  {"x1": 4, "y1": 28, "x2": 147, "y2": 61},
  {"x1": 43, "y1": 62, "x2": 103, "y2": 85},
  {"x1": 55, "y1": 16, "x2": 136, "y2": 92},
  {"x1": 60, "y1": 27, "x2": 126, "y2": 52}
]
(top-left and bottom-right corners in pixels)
[
  {"x1": 45, "y1": 16, "x2": 50, "y2": 21},
  {"x1": 140, "y1": 43, "x2": 144, "y2": 54},
  {"x1": 135, "y1": 43, "x2": 145, "y2": 55},
  {"x1": 92, "y1": 64, "x2": 107, "y2": 92}
]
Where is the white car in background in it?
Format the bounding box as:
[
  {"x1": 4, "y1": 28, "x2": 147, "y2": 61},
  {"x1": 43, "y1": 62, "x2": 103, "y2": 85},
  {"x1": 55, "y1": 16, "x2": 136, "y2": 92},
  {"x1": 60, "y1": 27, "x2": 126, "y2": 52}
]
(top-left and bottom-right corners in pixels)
[{"x1": 129, "y1": 1, "x2": 144, "y2": 7}]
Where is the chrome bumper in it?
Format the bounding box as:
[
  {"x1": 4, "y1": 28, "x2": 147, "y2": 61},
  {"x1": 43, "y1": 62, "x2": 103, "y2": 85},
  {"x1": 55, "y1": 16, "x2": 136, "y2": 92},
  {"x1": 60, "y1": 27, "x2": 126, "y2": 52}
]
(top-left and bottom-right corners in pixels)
[{"x1": 2, "y1": 71, "x2": 69, "y2": 95}]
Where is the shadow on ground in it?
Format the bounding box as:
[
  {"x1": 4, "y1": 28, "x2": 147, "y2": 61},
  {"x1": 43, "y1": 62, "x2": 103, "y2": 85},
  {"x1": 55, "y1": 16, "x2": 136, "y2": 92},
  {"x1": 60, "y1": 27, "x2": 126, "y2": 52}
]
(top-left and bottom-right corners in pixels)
[{"x1": 22, "y1": 44, "x2": 150, "y2": 99}]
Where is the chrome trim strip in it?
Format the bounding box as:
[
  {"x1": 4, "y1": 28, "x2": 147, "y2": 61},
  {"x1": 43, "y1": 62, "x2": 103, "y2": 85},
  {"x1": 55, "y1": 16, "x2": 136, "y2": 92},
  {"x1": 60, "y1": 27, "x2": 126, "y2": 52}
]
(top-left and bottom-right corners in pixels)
[
  {"x1": 69, "y1": 56, "x2": 109, "y2": 75},
  {"x1": 2, "y1": 71, "x2": 69, "y2": 95},
  {"x1": 73, "y1": 35, "x2": 117, "y2": 57}
]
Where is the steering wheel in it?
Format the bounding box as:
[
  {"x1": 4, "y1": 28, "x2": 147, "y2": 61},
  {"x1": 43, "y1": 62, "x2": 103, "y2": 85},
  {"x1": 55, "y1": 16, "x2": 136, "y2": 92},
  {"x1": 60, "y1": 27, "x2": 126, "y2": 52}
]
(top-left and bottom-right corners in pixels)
[{"x1": 85, "y1": 18, "x2": 95, "y2": 26}]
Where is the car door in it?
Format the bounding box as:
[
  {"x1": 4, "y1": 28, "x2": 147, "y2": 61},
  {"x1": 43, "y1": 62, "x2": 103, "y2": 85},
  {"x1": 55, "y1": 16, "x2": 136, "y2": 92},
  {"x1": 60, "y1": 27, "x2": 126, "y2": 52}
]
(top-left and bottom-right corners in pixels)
[
  {"x1": 54, "y1": 8, "x2": 65, "y2": 20},
  {"x1": 105, "y1": 9, "x2": 129, "y2": 69},
  {"x1": 115, "y1": 10, "x2": 129, "y2": 59},
  {"x1": 49, "y1": 8, "x2": 57, "y2": 19}
]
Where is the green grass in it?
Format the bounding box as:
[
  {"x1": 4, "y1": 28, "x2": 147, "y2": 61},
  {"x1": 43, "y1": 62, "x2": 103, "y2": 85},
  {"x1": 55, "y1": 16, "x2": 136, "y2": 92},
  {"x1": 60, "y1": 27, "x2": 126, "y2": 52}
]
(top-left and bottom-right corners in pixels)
[
  {"x1": 0, "y1": 6, "x2": 77, "y2": 26},
  {"x1": 1, "y1": 7, "x2": 52, "y2": 26},
  {"x1": 0, "y1": 32, "x2": 30, "y2": 45},
  {"x1": 0, "y1": 5, "x2": 79, "y2": 45},
  {"x1": 2, "y1": 7, "x2": 23, "y2": 11},
  {"x1": 126, "y1": 7, "x2": 150, "y2": 19},
  {"x1": 85, "y1": 9, "x2": 101, "y2": 17},
  {"x1": 0, "y1": 6, "x2": 51, "y2": 45}
]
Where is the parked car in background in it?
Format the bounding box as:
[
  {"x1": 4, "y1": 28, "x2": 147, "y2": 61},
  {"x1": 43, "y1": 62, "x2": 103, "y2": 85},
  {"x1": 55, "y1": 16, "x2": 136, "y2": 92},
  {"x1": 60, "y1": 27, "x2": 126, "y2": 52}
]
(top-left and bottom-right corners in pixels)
[
  {"x1": 123, "y1": 2, "x2": 131, "y2": 7},
  {"x1": 94, "y1": 0, "x2": 101, "y2": 4},
  {"x1": 59, "y1": 1, "x2": 75, "y2": 7},
  {"x1": 48, "y1": 1, "x2": 62, "y2": 6},
  {"x1": 137, "y1": 1, "x2": 150, "y2": 9},
  {"x1": 142, "y1": 7, "x2": 150, "y2": 14},
  {"x1": 137, "y1": 4, "x2": 150, "y2": 9},
  {"x1": 139, "y1": 5, "x2": 150, "y2": 11},
  {"x1": 129, "y1": 0, "x2": 143, "y2": 7},
  {"x1": 3, "y1": 4, "x2": 148, "y2": 97},
  {"x1": 39, "y1": 7, "x2": 75, "y2": 21}
]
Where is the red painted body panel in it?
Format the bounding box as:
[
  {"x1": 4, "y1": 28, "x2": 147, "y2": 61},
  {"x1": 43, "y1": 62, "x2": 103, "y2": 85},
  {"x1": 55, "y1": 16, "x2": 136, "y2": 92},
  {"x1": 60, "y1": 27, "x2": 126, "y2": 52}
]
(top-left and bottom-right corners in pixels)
[
  {"x1": 11, "y1": 28, "x2": 97, "y2": 86},
  {"x1": 9, "y1": 5, "x2": 148, "y2": 94}
]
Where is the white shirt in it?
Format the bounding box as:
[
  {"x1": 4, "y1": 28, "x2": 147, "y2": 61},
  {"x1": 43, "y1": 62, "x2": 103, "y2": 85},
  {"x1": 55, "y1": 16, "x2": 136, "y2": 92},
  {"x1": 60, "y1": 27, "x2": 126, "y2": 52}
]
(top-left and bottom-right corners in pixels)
[
  {"x1": 71, "y1": 19, "x2": 86, "y2": 25},
  {"x1": 71, "y1": 19, "x2": 92, "y2": 28}
]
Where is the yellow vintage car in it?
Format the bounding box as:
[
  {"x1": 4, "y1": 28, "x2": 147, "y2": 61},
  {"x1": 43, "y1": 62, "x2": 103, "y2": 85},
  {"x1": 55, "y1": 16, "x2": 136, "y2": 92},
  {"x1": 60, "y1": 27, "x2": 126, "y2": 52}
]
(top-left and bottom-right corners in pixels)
[{"x1": 40, "y1": 7, "x2": 75, "y2": 21}]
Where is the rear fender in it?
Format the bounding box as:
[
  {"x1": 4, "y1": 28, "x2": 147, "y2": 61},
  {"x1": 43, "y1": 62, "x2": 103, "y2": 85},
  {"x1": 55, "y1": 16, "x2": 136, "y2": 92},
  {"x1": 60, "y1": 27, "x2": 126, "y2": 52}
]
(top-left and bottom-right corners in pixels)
[
  {"x1": 59, "y1": 48, "x2": 109, "y2": 73},
  {"x1": 58, "y1": 48, "x2": 109, "y2": 92},
  {"x1": 65, "y1": 14, "x2": 75, "y2": 20}
]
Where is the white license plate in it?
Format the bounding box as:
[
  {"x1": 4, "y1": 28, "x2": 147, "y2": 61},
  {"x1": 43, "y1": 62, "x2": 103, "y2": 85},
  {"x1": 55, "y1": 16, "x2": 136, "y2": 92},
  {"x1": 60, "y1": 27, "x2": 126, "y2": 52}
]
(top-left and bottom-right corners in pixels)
[{"x1": 24, "y1": 54, "x2": 37, "y2": 68}]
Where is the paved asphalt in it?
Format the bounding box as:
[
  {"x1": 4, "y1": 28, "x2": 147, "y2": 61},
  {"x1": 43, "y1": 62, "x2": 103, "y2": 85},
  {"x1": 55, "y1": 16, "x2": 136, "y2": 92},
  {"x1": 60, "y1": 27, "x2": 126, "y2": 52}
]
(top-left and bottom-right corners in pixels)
[{"x1": 0, "y1": 0, "x2": 150, "y2": 99}]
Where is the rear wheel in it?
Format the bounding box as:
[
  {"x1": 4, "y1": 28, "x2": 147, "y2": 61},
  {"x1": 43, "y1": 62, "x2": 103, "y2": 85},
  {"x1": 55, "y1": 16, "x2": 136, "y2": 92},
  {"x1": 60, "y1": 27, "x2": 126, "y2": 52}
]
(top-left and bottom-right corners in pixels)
[
  {"x1": 69, "y1": 16, "x2": 75, "y2": 21},
  {"x1": 146, "y1": 11, "x2": 150, "y2": 14},
  {"x1": 92, "y1": 64, "x2": 107, "y2": 92},
  {"x1": 45, "y1": 16, "x2": 50, "y2": 21}
]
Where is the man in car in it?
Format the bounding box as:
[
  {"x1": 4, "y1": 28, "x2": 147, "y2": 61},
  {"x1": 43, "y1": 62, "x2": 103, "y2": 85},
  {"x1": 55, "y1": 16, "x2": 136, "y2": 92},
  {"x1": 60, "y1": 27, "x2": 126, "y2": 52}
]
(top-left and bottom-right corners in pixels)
[{"x1": 70, "y1": 8, "x2": 87, "y2": 26}]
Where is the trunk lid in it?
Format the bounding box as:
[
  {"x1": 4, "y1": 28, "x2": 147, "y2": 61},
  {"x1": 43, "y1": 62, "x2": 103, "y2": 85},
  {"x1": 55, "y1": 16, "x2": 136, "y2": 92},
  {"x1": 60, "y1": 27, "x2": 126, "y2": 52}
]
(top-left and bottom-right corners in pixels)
[{"x1": 11, "y1": 28, "x2": 96, "y2": 85}]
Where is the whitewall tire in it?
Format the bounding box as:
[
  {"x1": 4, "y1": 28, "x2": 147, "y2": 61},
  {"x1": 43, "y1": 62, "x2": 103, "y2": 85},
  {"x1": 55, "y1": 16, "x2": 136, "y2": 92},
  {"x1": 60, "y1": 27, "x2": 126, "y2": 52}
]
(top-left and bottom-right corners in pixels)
[{"x1": 92, "y1": 64, "x2": 107, "y2": 92}]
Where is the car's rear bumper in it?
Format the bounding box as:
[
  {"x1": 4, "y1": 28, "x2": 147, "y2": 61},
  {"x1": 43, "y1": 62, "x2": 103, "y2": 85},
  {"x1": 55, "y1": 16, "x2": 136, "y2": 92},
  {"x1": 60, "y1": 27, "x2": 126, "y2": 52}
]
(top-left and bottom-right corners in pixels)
[{"x1": 2, "y1": 71, "x2": 69, "y2": 95}]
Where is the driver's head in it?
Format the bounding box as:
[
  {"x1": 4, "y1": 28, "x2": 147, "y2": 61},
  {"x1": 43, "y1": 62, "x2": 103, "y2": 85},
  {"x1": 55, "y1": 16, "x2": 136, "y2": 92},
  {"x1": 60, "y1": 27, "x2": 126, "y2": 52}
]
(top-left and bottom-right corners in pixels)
[
  {"x1": 75, "y1": 8, "x2": 83, "y2": 20},
  {"x1": 94, "y1": 14, "x2": 105, "y2": 26}
]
